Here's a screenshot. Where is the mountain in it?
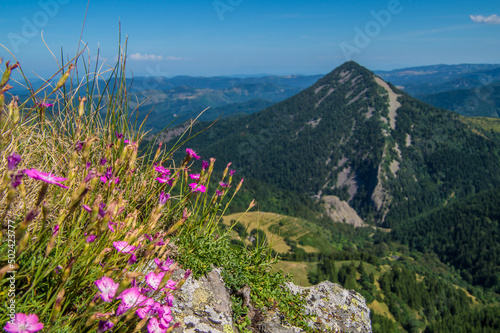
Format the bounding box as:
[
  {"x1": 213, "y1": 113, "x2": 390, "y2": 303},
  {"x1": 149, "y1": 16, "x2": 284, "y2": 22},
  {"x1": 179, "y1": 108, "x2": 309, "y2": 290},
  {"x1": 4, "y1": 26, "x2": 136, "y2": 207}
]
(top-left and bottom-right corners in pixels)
[
  {"x1": 419, "y1": 81, "x2": 500, "y2": 118},
  {"x1": 374, "y1": 64, "x2": 500, "y2": 96},
  {"x1": 167, "y1": 61, "x2": 500, "y2": 227},
  {"x1": 128, "y1": 75, "x2": 322, "y2": 131},
  {"x1": 373, "y1": 64, "x2": 500, "y2": 117}
]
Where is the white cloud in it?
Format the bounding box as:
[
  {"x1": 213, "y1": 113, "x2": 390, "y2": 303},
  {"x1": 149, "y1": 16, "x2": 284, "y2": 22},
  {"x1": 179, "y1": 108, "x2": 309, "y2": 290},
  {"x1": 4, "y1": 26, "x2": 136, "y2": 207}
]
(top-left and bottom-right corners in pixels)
[
  {"x1": 129, "y1": 53, "x2": 164, "y2": 61},
  {"x1": 164, "y1": 56, "x2": 185, "y2": 61},
  {"x1": 470, "y1": 14, "x2": 500, "y2": 25},
  {"x1": 128, "y1": 54, "x2": 186, "y2": 61}
]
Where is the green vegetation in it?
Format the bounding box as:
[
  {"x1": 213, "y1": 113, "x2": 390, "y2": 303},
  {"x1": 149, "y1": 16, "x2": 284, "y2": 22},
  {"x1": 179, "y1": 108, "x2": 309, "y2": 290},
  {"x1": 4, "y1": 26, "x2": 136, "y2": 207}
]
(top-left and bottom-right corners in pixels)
[{"x1": 0, "y1": 45, "x2": 311, "y2": 332}]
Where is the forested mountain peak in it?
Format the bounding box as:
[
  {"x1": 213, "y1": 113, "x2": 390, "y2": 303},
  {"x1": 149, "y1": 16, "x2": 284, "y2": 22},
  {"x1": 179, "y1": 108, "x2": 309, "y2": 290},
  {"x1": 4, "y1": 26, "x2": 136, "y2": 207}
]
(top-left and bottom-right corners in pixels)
[{"x1": 171, "y1": 61, "x2": 500, "y2": 226}]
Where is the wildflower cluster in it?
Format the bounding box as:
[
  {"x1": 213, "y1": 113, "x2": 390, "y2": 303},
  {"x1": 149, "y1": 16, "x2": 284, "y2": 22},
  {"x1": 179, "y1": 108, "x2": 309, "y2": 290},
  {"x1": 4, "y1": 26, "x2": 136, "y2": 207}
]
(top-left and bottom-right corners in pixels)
[{"x1": 0, "y1": 52, "x2": 246, "y2": 332}]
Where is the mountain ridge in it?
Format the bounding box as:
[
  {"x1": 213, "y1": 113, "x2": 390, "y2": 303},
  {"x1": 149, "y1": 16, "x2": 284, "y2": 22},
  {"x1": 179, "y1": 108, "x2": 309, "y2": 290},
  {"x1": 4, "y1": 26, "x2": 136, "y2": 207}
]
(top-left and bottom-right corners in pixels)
[{"x1": 163, "y1": 61, "x2": 500, "y2": 226}]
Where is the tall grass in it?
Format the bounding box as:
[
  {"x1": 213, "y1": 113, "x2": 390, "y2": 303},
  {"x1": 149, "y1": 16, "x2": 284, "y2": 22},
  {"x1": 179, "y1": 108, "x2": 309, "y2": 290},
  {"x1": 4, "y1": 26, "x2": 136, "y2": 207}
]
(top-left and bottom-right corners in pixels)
[{"x1": 0, "y1": 40, "x2": 309, "y2": 333}]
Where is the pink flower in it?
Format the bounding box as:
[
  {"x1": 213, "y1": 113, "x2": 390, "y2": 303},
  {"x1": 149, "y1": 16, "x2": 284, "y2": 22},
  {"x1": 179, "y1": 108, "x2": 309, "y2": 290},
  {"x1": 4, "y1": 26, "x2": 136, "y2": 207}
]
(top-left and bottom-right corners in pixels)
[
  {"x1": 189, "y1": 173, "x2": 200, "y2": 180},
  {"x1": 116, "y1": 287, "x2": 147, "y2": 316},
  {"x1": 4, "y1": 313, "x2": 44, "y2": 333},
  {"x1": 186, "y1": 148, "x2": 200, "y2": 160},
  {"x1": 135, "y1": 298, "x2": 155, "y2": 319},
  {"x1": 147, "y1": 317, "x2": 166, "y2": 333},
  {"x1": 24, "y1": 169, "x2": 68, "y2": 189},
  {"x1": 164, "y1": 293, "x2": 174, "y2": 307},
  {"x1": 229, "y1": 169, "x2": 236, "y2": 176},
  {"x1": 145, "y1": 271, "x2": 165, "y2": 290},
  {"x1": 156, "y1": 177, "x2": 173, "y2": 186},
  {"x1": 154, "y1": 166, "x2": 170, "y2": 175},
  {"x1": 108, "y1": 222, "x2": 117, "y2": 233},
  {"x1": 94, "y1": 276, "x2": 119, "y2": 302},
  {"x1": 219, "y1": 182, "x2": 230, "y2": 188},
  {"x1": 202, "y1": 160, "x2": 209, "y2": 170},
  {"x1": 163, "y1": 279, "x2": 176, "y2": 291},
  {"x1": 158, "y1": 304, "x2": 172, "y2": 323},
  {"x1": 216, "y1": 190, "x2": 223, "y2": 197},
  {"x1": 37, "y1": 102, "x2": 53, "y2": 108},
  {"x1": 189, "y1": 183, "x2": 206, "y2": 193},
  {"x1": 113, "y1": 241, "x2": 136, "y2": 253}
]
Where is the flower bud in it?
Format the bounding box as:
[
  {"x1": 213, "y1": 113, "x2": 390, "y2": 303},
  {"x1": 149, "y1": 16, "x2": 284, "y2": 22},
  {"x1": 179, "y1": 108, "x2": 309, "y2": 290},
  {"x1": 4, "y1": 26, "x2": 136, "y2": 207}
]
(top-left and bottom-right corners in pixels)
[
  {"x1": 78, "y1": 96, "x2": 87, "y2": 118},
  {"x1": 52, "y1": 64, "x2": 74, "y2": 93}
]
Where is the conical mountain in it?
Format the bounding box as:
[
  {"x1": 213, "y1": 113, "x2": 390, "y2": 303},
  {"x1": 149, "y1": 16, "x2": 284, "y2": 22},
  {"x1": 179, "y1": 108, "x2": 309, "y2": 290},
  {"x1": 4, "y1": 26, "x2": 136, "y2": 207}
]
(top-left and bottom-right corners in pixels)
[{"x1": 175, "y1": 61, "x2": 500, "y2": 225}]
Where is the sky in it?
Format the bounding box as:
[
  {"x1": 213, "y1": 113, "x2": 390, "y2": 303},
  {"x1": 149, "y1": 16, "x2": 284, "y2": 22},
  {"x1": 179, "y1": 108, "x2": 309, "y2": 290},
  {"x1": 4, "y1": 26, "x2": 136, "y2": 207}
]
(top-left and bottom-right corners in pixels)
[{"x1": 1, "y1": 0, "x2": 499, "y2": 79}]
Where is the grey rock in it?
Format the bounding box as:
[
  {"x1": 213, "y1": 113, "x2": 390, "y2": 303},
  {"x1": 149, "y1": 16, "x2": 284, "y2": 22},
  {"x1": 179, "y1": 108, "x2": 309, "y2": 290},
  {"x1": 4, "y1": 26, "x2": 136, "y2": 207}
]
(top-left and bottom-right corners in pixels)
[{"x1": 162, "y1": 268, "x2": 371, "y2": 333}]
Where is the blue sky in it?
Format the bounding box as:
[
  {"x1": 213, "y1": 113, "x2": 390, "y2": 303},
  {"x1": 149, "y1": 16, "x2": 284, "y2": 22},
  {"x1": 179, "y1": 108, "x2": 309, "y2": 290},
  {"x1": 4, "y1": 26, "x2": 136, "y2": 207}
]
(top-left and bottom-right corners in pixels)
[{"x1": 1, "y1": 0, "x2": 499, "y2": 78}]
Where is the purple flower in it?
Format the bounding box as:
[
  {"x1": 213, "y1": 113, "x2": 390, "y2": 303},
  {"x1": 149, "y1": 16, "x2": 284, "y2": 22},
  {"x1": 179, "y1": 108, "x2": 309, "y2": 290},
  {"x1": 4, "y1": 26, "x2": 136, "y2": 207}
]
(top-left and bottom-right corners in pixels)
[
  {"x1": 219, "y1": 182, "x2": 230, "y2": 188},
  {"x1": 145, "y1": 234, "x2": 153, "y2": 242},
  {"x1": 186, "y1": 148, "x2": 200, "y2": 160},
  {"x1": 11, "y1": 171, "x2": 24, "y2": 188},
  {"x1": 55, "y1": 265, "x2": 63, "y2": 274},
  {"x1": 3, "y1": 313, "x2": 44, "y2": 333},
  {"x1": 82, "y1": 205, "x2": 92, "y2": 213},
  {"x1": 84, "y1": 170, "x2": 97, "y2": 182},
  {"x1": 24, "y1": 169, "x2": 68, "y2": 189},
  {"x1": 75, "y1": 141, "x2": 85, "y2": 151},
  {"x1": 94, "y1": 276, "x2": 119, "y2": 302},
  {"x1": 216, "y1": 190, "x2": 223, "y2": 197},
  {"x1": 86, "y1": 235, "x2": 97, "y2": 243},
  {"x1": 100, "y1": 158, "x2": 107, "y2": 165},
  {"x1": 7, "y1": 153, "x2": 21, "y2": 170},
  {"x1": 159, "y1": 191, "x2": 170, "y2": 205},
  {"x1": 189, "y1": 183, "x2": 206, "y2": 193},
  {"x1": 97, "y1": 320, "x2": 114, "y2": 333},
  {"x1": 155, "y1": 258, "x2": 174, "y2": 272},
  {"x1": 184, "y1": 269, "x2": 192, "y2": 280},
  {"x1": 52, "y1": 225, "x2": 59, "y2": 236},
  {"x1": 115, "y1": 131, "x2": 124, "y2": 139},
  {"x1": 128, "y1": 253, "x2": 137, "y2": 265},
  {"x1": 25, "y1": 209, "x2": 39, "y2": 222},
  {"x1": 86, "y1": 162, "x2": 92, "y2": 169},
  {"x1": 202, "y1": 160, "x2": 209, "y2": 170},
  {"x1": 229, "y1": 169, "x2": 236, "y2": 176},
  {"x1": 113, "y1": 241, "x2": 136, "y2": 253}
]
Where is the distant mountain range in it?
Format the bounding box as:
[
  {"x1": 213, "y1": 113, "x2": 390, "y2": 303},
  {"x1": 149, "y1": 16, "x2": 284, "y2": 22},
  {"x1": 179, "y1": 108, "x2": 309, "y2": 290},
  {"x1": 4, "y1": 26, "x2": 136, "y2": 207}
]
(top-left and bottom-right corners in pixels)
[{"x1": 127, "y1": 63, "x2": 500, "y2": 131}]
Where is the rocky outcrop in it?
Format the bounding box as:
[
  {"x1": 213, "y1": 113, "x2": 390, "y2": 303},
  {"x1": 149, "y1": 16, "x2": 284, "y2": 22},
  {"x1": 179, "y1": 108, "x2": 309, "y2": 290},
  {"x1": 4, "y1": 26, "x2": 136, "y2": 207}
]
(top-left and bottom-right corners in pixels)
[
  {"x1": 169, "y1": 269, "x2": 372, "y2": 333},
  {"x1": 322, "y1": 195, "x2": 367, "y2": 227}
]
